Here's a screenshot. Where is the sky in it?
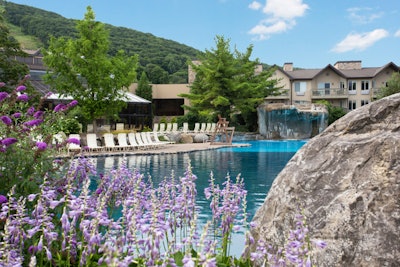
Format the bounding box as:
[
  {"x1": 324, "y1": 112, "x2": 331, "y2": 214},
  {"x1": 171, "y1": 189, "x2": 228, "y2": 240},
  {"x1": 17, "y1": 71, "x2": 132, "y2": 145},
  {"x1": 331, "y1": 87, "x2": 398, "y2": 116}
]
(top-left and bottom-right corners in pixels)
[{"x1": 8, "y1": 0, "x2": 400, "y2": 69}]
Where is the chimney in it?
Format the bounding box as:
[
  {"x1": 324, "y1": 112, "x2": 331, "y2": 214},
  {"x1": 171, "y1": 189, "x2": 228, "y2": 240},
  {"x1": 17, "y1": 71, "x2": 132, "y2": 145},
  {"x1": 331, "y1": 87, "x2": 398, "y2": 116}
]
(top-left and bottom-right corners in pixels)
[
  {"x1": 283, "y1": 62, "x2": 293, "y2": 72},
  {"x1": 334, "y1": 60, "x2": 362, "y2": 70}
]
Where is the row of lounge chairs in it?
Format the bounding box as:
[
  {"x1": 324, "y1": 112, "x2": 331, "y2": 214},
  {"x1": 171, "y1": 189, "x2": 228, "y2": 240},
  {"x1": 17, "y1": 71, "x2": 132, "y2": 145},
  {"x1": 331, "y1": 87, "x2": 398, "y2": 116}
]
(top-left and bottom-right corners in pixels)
[
  {"x1": 154, "y1": 122, "x2": 217, "y2": 134},
  {"x1": 67, "y1": 132, "x2": 172, "y2": 153}
]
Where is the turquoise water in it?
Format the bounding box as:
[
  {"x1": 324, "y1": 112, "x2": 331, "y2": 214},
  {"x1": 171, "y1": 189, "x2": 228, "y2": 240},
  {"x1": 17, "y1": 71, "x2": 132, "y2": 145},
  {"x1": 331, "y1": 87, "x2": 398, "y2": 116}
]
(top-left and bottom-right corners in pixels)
[{"x1": 92, "y1": 139, "x2": 307, "y2": 256}]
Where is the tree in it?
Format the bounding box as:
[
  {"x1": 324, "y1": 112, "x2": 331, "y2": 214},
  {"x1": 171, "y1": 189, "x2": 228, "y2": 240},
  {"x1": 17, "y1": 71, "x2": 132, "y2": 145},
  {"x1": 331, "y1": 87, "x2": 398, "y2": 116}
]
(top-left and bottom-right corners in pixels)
[
  {"x1": 43, "y1": 6, "x2": 138, "y2": 131},
  {"x1": 136, "y1": 71, "x2": 152, "y2": 101},
  {"x1": 0, "y1": 6, "x2": 29, "y2": 91},
  {"x1": 377, "y1": 72, "x2": 400, "y2": 99},
  {"x1": 180, "y1": 36, "x2": 279, "y2": 131}
]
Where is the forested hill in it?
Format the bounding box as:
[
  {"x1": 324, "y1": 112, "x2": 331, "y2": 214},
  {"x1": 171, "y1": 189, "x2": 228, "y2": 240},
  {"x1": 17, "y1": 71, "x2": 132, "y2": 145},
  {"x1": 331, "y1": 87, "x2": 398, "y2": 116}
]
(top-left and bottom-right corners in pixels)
[{"x1": 4, "y1": 1, "x2": 201, "y2": 84}]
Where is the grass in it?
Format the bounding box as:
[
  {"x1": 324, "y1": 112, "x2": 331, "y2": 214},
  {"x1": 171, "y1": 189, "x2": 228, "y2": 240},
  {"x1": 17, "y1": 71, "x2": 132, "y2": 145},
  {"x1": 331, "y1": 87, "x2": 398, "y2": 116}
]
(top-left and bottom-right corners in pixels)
[{"x1": 7, "y1": 22, "x2": 43, "y2": 50}]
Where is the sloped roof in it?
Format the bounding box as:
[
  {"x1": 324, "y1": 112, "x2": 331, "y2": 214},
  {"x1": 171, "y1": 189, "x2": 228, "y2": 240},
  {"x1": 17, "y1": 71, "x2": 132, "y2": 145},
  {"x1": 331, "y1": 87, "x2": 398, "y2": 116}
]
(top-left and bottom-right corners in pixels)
[
  {"x1": 278, "y1": 62, "x2": 399, "y2": 80},
  {"x1": 30, "y1": 80, "x2": 151, "y2": 104}
]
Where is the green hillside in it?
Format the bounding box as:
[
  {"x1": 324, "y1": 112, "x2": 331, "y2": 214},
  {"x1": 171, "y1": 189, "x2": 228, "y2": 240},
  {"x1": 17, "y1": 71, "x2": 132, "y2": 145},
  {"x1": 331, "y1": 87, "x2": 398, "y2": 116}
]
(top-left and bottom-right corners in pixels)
[{"x1": 3, "y1": 1, "x2": 201, "y2": 84}]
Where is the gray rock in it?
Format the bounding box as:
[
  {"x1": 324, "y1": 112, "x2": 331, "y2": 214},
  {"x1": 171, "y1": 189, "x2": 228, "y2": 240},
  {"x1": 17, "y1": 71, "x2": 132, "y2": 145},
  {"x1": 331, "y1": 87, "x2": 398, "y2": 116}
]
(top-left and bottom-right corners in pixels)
[
  {"x1": 193, "y1": 133, "x2": 208, "y2": 143},
  {"x1": 250, "y1": 93, "x2": 400, "y2": 266}
]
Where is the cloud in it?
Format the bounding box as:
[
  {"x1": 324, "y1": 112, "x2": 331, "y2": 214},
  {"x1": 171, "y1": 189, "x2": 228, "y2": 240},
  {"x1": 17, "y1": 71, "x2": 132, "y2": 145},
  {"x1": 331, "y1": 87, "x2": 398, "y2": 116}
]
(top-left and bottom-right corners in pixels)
[
  {"x1": 347, "y1": 7, "x2": 384, "y2": 24},
  {"x1": 395, "y1": 30, "x2": 400, "y2": 37},
  {"x1": 248, "y1": 1, "x2": 262, "y2": 11},
  {"x1": 248, "y1": 0, "x2": 309, "y2": 40},
  {"x1": 331, "y1": 29, "x2": 389, "y2": 53}
]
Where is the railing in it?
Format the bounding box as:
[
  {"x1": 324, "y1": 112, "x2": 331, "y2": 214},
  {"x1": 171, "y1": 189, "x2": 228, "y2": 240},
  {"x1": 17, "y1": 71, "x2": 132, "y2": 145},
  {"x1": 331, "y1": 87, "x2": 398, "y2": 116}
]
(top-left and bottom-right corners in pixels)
[
  {"x1": 311, "y1": 88, "x2": 348, "y2": 99},
  {"x1": 265, "y1": 89, "x2": 290, "y2": 99}
]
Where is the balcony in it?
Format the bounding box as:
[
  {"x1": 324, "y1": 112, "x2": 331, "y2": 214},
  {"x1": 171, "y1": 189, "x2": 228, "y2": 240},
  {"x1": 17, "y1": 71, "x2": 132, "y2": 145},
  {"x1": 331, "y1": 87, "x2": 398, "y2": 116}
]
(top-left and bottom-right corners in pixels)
[
  {"x1": 265, "y1": 89, "x2": 290, "y2": 99},
  {"x1": 311, "y1": 88, "x2": 348, "y2": 99}
]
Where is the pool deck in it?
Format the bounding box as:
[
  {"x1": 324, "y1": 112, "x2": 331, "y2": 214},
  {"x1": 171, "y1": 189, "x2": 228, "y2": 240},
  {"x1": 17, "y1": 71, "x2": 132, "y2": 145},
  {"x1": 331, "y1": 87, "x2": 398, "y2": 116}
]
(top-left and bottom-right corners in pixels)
[{"x1": 67, "y1": 142, "x2": 251, "y2": 157}]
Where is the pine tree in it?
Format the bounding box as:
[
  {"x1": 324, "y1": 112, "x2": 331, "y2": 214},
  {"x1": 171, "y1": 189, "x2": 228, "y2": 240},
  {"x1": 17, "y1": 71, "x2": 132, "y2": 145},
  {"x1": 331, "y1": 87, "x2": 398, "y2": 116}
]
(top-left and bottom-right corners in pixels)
[{"x1": 136, "y1": 71, "x2": 152, "y2": 101}]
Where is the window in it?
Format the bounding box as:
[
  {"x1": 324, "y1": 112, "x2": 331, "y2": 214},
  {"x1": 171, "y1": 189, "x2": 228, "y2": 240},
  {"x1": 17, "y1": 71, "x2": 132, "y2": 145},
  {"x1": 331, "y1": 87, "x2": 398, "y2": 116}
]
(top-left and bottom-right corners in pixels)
[
  {"x1": 361, "y1": 100, "x2": 369, "y2": 106},
  {"x1": 340, "y1": 81, "x2": 345, "y2": 89},
  {"x1": 153, "y1": 99, "x2": 184, "y2": 116},
  {"x1": 348, "y1": 81, "x2": 356, "y2": 94},
  {"x1": 361, "y1": 80, "x2": 370, "y2": 94},
  {"x1": 294, "y1": 82, "x2": 306, "y2": 96},
  {"x1": 348, "y1": 100, "x2": 356, "y2": 110}
]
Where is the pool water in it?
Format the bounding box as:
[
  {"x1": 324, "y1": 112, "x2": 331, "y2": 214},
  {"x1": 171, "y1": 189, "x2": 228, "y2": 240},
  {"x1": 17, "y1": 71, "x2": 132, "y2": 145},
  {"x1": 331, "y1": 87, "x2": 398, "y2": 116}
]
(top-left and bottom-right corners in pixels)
[{"x1": 92, "y1": 139, "x2": 307, "y2": 256}]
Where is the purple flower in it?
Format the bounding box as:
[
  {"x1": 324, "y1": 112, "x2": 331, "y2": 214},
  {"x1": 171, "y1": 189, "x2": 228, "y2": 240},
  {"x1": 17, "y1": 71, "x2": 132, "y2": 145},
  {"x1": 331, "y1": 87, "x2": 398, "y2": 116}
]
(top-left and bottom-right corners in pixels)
[
  {"x1": 0, "y1": 82, "x2": 5, "y2": 87},
  {"x1": 24, "y1": 74, "x2": 31, "y2": 79},
  {"x1": 27, "y1": 106, "x2": 35, "y2": 115},
  {"x1": 33, "y1": 111, "x2": 44, "y2": 119},
  {"x1": 68, "y1": 100, "x2": 78, "y2": 107},
  {"x1": 0, "y1": 195, "x2": 7, "y2": 204},
  {"x1": 36, "y1": 141, "x2": 47, "y2": 151},
  {"x1": 17, "y1": 94, "x2": 29, "y2": 102},
  {"x1": 313, "y1": 240, "x2": 327, "y2": 249},
  {"x1": 12, "y1": 112, "x2": 21, "y2": 118},
  {"x1": 16, "y1": 85, "x2": 26, "y2": 92},
  {"x1": 54, "y1": 104, "x2": 66, "y2": 112},
  {"x1": 24, "y1": 119, "x2": 43, "y2": 127},
  {"x1": 1, "y1": 137, "x2": 17, "y2": 146},
  {"x1": 0, "y1": 92, "x2": 8, "y2": 102},
  {"x1": 1, "y1": 115, "x2": 12, "y2": 126},
  {"x1": 67, "y1": 138, "x2": 80, "y2": 145}
]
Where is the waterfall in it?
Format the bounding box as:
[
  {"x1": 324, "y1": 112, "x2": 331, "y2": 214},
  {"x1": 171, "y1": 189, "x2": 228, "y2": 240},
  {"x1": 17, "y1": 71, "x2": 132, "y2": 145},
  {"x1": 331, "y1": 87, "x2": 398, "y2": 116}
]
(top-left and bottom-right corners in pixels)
[{"x1": 257, "y1": 103, "x2": 328, "y2": 139}]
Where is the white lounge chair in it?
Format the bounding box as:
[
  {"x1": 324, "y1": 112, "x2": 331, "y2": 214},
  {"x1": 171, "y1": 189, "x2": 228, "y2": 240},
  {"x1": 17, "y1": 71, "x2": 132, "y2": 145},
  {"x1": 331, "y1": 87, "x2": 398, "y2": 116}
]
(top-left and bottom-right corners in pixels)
[
  {"x1": 153, "y1": 123, "x2": 159, "y2": 132},
  {"x1": 205, "y1": 123, "x2": 212, "y2": 133},
  {"x1": 141, "y1": 132, "x2": 158, "y2": 149},
  {"x1": 117, "y1": 133, "x2": 134, "y2": 151},
  {"x1": 116, "y1": 123, "x2": 124, "y2": 131},
  {"x1": 171, "y1": 123, "x2": 178, "y2": 132},
  {"x1": 158, "y1": 123, "x2": 166, "y2": 134},
  {"x1": 103, "y1": 133, "x2": 118, "y2": 151},
  {"x1": 199, "y1": 123, "x2": 207, "y2": 133},
  {"x1": 165, "y1": 123, "x2": 173, "y2": 132},
  {"x1": 181, "y1": 122, "x2": 189, "y2": 133},
  {"x1": 135, "y1": 132, "x2": 151, "y2": 149},
  {"x1": 152, "y1": 131, "x2": 173, "y2": 145},
  {"x1": 128, "y1": 133, "x2": 147, "y2": 150},
  {"x1": 192, "y1": 123, "x2": 200, "y2": 133},
  {"x1": 86, "y1": 133, "x2": 104, "y2": 152}
]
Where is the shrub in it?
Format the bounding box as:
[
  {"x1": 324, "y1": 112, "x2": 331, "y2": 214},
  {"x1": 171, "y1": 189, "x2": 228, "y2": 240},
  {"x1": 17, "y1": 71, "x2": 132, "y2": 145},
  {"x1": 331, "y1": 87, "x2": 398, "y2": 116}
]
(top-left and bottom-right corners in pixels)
[{"x1": 0, "y1": 76, "x2": 78, "y2": 196}]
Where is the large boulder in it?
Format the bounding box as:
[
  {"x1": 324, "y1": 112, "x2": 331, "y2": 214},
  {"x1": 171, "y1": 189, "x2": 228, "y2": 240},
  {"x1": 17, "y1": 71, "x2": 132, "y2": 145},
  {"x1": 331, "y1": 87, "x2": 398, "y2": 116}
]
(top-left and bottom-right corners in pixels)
[{"x1": 251, "y1": 93, "x2": 400, "y2": 266}]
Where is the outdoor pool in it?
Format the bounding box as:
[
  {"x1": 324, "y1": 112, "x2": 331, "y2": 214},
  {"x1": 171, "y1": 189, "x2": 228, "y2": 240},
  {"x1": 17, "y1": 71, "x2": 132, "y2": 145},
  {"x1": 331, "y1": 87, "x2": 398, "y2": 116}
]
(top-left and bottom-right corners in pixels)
[{"x1": 91, "y1": 139, "x2": 307, "y2": 256}]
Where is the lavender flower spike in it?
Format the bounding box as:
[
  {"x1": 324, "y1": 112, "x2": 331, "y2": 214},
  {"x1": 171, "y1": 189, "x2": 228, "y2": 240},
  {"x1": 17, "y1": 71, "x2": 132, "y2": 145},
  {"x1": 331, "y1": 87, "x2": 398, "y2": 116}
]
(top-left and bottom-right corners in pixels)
[
  {"x1": 16, "y1": 85, "x2": 26, "y2": 92},
  {"x1": 67, "y1": 138, "x2": 80, "y2": 145},
  {"x1": 0, "y1": 82, "x2": 5, "y2": 87},
  {"x1": 17, "y1": 94, "x2": 29, "y2": 102},
  {"x1": 36, "y1": 141, "x2": 47, "y2": 151},
  {"x1": 0, "y1": 91, "x2": 9, "y2": 101},
  {"x1": 1, "y1": 115, "x2": 12, "y2": 126}
]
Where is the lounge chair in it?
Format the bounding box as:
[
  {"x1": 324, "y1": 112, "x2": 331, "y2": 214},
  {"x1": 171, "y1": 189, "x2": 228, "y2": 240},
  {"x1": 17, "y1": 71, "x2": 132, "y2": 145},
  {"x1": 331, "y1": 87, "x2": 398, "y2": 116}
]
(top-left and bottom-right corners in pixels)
[
  {"x1": 103, "y1": 133, "x2": 118, "y2": 151},
  {"x1": 158, "y1": 123, "x2": 166, "y2": 134},
  {"x1": 128, "y1": 133, "x2": 147, "y2": 150},
  {"x1": 116, "y1": 123, "x2": 124, "y2": 131},
  {"x1": 205, "y1": 123, "x2": 212, "y2": 133},
  {"x1": 200, "y1": 123, "x2": 207, "y2": 133},
  {"x1": 135, "y1": 132, "x2": 151, "y2": 149},
  {"x1": 141, "y1": 132, "x2": 159, "y2": 149},
  {"x1": 181, "y1": 122, "x2": 189, "y2": 133},
  {"x1": 192, "y1": 123, "x2": 200, "y2": 133},
  {"x1": 172, "y1": 123, "x2": 178, "y2": 132},
  {"x1": 117, "y1": 133, "x2": 134, "y2": 151},
  {"x1": 153, "y1": 123, "x2": 159, "y2": 132},
  {"x1": 86, "y1": 133, "x2": 104, "y2": 152},
  {"x1": 165, "y1": 123, "x2": 173, "y2": 132},
  {"x1": 209, "y1": 123, "x2": 217, "y2": 134},
  {"x1": 152, "y1": 131, "x2": 173, "y2": 145}
]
